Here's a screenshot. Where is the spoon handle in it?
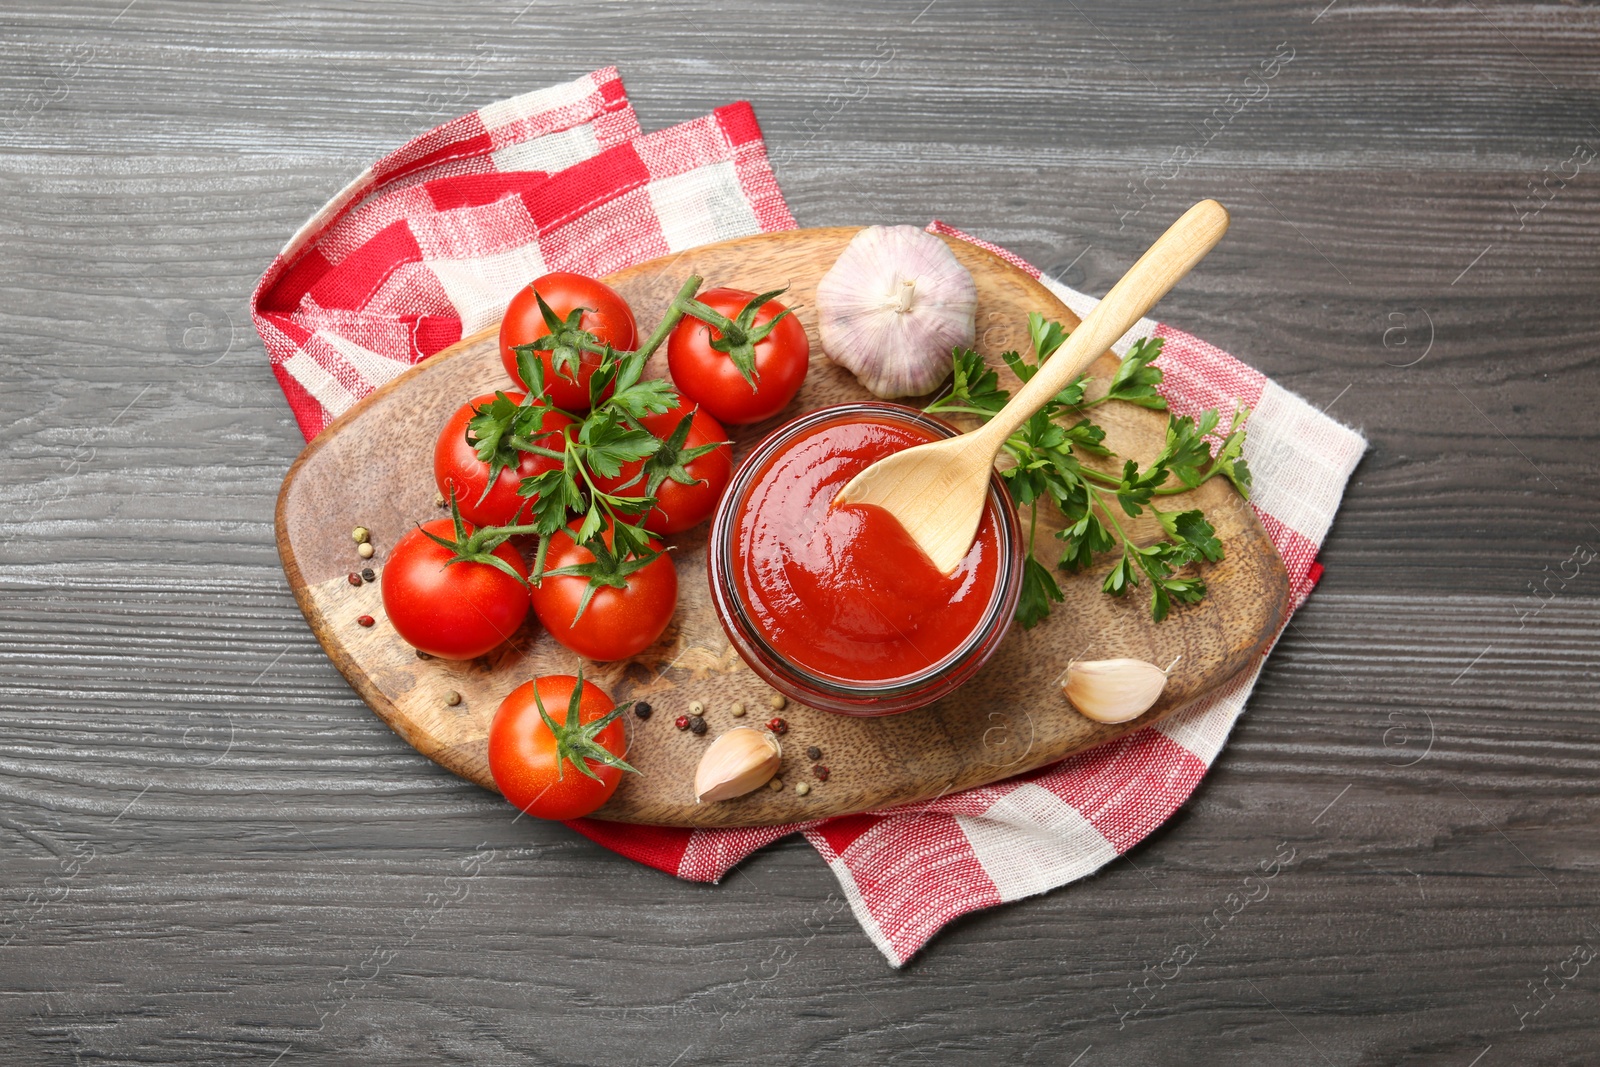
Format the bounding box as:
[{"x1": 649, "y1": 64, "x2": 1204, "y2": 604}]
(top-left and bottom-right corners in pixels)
[{"x1": 979, "y1": 199, "x2": 1230, "y2": 447}]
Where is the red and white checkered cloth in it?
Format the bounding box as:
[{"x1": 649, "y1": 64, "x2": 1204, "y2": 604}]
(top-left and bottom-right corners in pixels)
[{"x1": 254, "y1": 70, "x2": 1366, "y2": 966}]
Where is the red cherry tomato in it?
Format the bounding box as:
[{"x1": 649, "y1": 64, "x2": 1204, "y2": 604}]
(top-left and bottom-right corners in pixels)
[
  {"x1": 499, "y1": 271, "x2": 638, "y2": 411},
  {"x1": 531, "y1": 520, "x2": 677, "y2": 661},
  {"x1": 380, "y1": 519, "x2": 530, "y2": 660},
  {"x1": 591, "y1": 401, "x2": 732, "y2": 535},
  {"x1": 667, "y1": 287, "x2": 809, "y2": 425},
  {"x1": 488, "y1": 674, "x2": 631, "y2": 820},
  {"x1": 432, "y1": 392, "x2": 573, "y2": 528}
]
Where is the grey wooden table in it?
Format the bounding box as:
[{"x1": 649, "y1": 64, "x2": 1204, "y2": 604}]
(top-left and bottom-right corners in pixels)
[{"x1": 3, "y1": 1, "x2": 1597, "y2": 1064}]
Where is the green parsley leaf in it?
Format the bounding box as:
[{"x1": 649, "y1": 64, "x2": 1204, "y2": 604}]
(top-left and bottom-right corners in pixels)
[
  {"x1": 1156, "y1": 508, "x2": 1223, "y2": 563},
  {"x1": 1028, "y1": 312, "x2": 1069, "y2": 362},
  {"x1": 1159, "y1": 409, "x2": 1221, "y2": 489},
  {"x1": 578, "y1": 412, "x2": 660, "y2": 480},
  {"x1": 927, "y1": 347, "x2": 1008, "y2": 415},
  {"x1": 1057, "y1": 507, "x2": 1115, "y2": 572},
  {"x1": 1104, "y1": 336, "x2": 1168, "y2": 409},
  {"x1": 1017, "y1": 554, "x2": 1065, "y2": 630}
]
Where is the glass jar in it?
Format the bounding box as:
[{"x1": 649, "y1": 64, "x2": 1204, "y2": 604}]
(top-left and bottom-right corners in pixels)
[{"x1": 707, "y1": 402, "x2": 1023, "y2": 716}]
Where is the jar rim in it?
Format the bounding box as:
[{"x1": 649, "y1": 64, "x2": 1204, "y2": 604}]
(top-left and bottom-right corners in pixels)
[{"x1": 707, "y1": 401, "x2": 1023, "y2": 708}]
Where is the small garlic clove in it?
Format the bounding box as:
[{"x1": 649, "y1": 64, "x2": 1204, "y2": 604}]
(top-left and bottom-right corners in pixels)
[
  {"x1": 816, "y1": 225, "x2": 977, "y2": 399},
  {"x1": 1062, "y1": 658, "x2": 1170, "y2": 723},
  {"x1": 694, "y1": 727, "x2": 782, "y2": 802}
]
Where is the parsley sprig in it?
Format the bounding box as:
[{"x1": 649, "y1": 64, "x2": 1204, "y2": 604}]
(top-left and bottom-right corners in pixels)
[
  {"x1": 459, "y1": 275, "x2": 730, "y2": 602},
  {"x1": 926, "y1": 314, "x2": 1252, "y2": 625}
]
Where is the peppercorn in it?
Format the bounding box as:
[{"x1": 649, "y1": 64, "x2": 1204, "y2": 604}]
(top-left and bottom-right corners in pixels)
[
  {"x1": 445, "y1": 690, "x2": 462, "y2": 707},
  {"x1": 688, "y1": 715, "x2": 707, "y2": 735},
  {"x1": 794, "y1": 782, "x2": 811, "y2": 796},
  {"x1": 435, "y1": 492, "x2": 447, "y2": 509},
  {"x1": 806, "y1": 746, "x2": 822, "y2": 761},
  {"x1": 357, "y1": 542, "x2": 375, "y2": 559},
  {"x1": 675, "y1": 715, "x2": 690, "y2": 730},
  {"x1": 415, "y1": 649, "x2": 432, "y2": 660},
  {"x1": 769, "y1": 693, "x2": 787, "y2": 710},
  {"x1": 768, "y1": 777, "x2": 784, "y2": 792},
  {"x1": 730, "y1": 701, "x2": 746, "y2": 718},
  {"x1": 361, "y1": 567, "x2": 376, "y2": 583},
  {"x1": 688, "y1": 699, "x2": 705, "y2": 716},
  {"x1": 812, "y1": 764, "x2": 830, "y2": 782},
  {"x1": 352, "y1": 527, "x2": 370, "y2": 544},
  {"x1": 356, "y1": 615, "x2": 375, "y2": 627},
  {"x1": 634, "y1": 701, "x2": 653, "y2": 721},
  {"x1": 346, "y1": 572, "x2": 362, "y2": 587},
  {"x1": 767, "y1": 717, "x2": 788, "y2": 736}
]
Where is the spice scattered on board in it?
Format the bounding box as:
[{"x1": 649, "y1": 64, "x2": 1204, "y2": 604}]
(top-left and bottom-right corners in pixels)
[
  {"x1": 356, "y1": 614, "x2": 374, "y2": 628},
  {"x1": 361, "y1": 567, "x2": 376, "y2": 583},
  {"x1": 444, "y1": 690, "x2": 462, "y2": 707},
  {"x1": 768, "y1": 694, "x2": 786, "y2": 710},
  {"x1": 352, "y1": 527, "x2": 370, "y2": 544},
  {"x1": 346, "y1": 572, "x2": 362, "y2": 587},
  {"x1": 794, "y1": 782, "x2": 811, "y2": 796},
  {"x1": 688, "y1": 715, "x2": 707, "y2": 735},
  {"x1": 766, "y1": 717, "x2": 788, "y2": 736},
  {"x1": 674, "y1": 715, "x2": 689, "y2": 731},
  {"x1": 730, "y1": 701, "x2": 746, "y2": 718},
  {"x1": 357, "y1": 542, "x2": 375, "y2": 559},
  {"x1": 806, "y1": 745, "x2": 822, "y2": 761},
  {"x1": 812, "y1": 764, "x2": 830, "y2": 782},
  {"x1": 634, "y1": 701, "x2": 653, "y2": 721}
]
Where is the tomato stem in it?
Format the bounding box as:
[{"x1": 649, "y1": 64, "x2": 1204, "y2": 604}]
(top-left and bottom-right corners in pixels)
[{"x1": 631, "y1": 274, "x2": 704, "y2": 361}]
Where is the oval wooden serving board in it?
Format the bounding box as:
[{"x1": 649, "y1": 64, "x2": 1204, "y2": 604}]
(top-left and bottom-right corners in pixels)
[{"x1": 276, "y1": 227, "x2": 1289, "y2": 827}]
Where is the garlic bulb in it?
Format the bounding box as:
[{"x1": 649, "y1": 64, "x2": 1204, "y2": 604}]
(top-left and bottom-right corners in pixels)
[
  {"x1": 1061, "y1": 658, "x2": 1171, "y2": 723},
  {"x1": 694, "y1": 727, "x2": 782, "y2": 802},
  {"x1": 815, "y1": 225, "x2": 977, "y2": 398}
]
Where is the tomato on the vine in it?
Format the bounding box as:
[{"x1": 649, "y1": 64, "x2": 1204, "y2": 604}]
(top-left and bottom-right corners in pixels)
[
  {"x1": 500, "y1": 272, "x2": 638, "y2": 411},
  {"x1": 432, "y1": 391, "x2": 572, "y2": 528},
  {"x1": 591, "y1": 400, "x2": 731, "y2": 535},
  {"x1": 667, "y1": 287, "x2": 809, "y2": 425},
  {"x1": 488, "y1": 672, "x2": 636, "y2": 820},
  {"x1": 531, "y1": 519, "x2": 677, "y2": 662},
  {"x1": 380, "y1": 516, "x2": 531, "y2": 660}
]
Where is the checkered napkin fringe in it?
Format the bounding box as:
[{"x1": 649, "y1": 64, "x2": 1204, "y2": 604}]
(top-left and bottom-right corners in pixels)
[{"x1": 253, "y1": 70, "x2": 1367, "y2": 967}]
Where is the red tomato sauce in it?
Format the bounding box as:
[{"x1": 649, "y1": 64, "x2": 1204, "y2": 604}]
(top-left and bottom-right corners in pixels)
[{"x1": 731, "y1": 415, "x2": 1002, "y2": 685}]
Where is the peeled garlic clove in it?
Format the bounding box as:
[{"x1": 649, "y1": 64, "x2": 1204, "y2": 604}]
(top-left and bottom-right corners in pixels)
[
  {"x1": 1062, "y1": 658, "x2": 1170, "y2": 723},
  {"x1": 815, "y1": 225, "x2": 977, "y2": 398},
  {"x1": 694, "y1": 727, "x2": 782, "y2": 802}
]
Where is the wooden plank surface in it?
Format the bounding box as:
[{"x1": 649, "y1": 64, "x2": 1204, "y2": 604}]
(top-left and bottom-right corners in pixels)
[{"x1": 1, "y1": 0, "x2": 1597, "y2": 1063}]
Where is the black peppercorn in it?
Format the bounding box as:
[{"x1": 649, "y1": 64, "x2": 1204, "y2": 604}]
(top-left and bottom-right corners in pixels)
[
  {"x1": 361, "y1": 567, "x2": 376, "y2": 583},
  {"x1": 688, "y1": 715, "x2": 707, "y2": 735},
  {"x1": 635, "y1": 701, "x2": 653, "y2": 720},
  {"x1": 806, "y1": 746, "x2": 822, "y2": 761}
]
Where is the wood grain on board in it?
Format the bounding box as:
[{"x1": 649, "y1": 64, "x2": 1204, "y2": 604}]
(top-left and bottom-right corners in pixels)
[{"x1": 276, "y1": 228, "x2": 1289, "y2": 827}]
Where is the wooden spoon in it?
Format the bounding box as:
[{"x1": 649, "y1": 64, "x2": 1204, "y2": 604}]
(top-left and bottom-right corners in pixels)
[{"x1": 835, "y1": 199, "x2": 1231, "y2": 574}]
